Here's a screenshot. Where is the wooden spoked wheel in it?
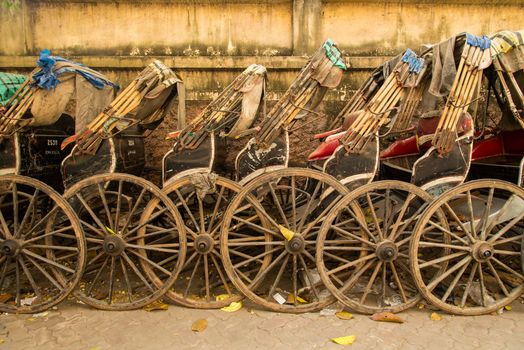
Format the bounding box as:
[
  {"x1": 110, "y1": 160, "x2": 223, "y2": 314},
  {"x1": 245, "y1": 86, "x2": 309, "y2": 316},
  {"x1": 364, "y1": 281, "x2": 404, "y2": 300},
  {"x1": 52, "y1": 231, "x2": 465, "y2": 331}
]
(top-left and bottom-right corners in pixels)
[
  {"x1": 152, "y1": 174, "x2": 244, "y2": 308},
  {"x1": 64, "y1": 173, "x2": 186, "y2": 310},
  {"x1": 221, "y1": 168, "x2": 349, "y2": 313},
  {"x1": 410, "y1": 180, "x2": 524, "y2": 315},
  {"x1": 0, "y1": 175, "x2": 86, "y2": 313},
  {"x1": 316, "y1": 180, "x2": 432, "y2": 314}
]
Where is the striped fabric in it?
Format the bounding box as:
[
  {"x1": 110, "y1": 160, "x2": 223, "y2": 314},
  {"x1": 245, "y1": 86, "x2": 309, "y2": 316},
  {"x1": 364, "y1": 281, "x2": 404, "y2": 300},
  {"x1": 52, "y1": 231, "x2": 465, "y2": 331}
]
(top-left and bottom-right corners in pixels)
[
  {"x1": 490, "y1": 30, "x2": 524, "y2": 56},
  {"x1": 0, "y1": 72, "x2": 26, "y2": 106}
]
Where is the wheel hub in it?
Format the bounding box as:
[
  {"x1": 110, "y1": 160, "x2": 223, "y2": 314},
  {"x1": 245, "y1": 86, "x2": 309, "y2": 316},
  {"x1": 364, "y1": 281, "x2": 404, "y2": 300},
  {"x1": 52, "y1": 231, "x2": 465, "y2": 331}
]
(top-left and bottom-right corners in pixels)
[
  {"x1": 472, "y1": 241, "x2": 494, "y2": 262},
  {"x1": 285, "y1": 235, "x2": 305, "y2": 254},
  {"x1": 0, "y1": 240, "x2": 20, "y2": 257},
  {"x1": 376, "y1": 240, "x2": 398, "y2": 262},
  {"x1": 103, "y1": 235, "x2": 126, "y2": 256},
  {"x1": 194, "y1": 234, "x2": 214, "y2": 254}
]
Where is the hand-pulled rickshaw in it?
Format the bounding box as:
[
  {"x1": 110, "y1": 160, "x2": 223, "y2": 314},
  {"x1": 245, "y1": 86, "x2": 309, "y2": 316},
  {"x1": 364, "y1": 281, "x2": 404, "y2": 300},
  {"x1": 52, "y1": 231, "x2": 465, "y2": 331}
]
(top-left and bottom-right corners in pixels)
[{"x1": 312, "y1": 31, "x2": 524, "y2": 315}]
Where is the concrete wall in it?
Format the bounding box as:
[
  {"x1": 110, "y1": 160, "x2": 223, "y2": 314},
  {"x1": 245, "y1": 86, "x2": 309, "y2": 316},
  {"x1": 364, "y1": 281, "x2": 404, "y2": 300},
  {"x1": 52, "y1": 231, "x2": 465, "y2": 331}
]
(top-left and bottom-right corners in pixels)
[{"x1": 1, "y1": 0, "x2": 524, "y2": 100}]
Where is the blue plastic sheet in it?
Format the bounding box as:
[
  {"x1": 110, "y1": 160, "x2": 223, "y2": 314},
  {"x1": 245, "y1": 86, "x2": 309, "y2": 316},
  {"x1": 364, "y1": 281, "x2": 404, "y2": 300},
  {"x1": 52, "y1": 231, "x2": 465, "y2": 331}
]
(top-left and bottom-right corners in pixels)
[{"x1": 32, "y1": 49, "x2": 116, "y2": 90}]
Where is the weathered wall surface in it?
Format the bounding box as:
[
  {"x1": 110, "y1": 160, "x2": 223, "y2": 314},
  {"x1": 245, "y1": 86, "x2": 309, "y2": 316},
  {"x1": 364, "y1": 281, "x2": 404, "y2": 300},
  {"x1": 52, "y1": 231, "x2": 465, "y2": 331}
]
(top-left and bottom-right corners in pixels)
[{"x1": 1, "y1": 0, "x2": 523, "y2": 101}]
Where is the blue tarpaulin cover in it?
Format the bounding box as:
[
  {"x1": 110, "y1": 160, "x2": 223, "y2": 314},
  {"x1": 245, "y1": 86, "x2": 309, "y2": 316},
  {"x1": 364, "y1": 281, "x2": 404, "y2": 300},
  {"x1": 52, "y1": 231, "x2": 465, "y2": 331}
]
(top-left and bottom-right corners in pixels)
[{"x1": 32, "y1": 49, "x2": 117, "y2": 90}]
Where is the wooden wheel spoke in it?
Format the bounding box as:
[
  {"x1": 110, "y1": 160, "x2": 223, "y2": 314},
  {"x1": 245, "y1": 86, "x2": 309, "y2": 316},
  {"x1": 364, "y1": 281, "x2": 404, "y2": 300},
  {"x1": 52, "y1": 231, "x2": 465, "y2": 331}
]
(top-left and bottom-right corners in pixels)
[
  {"x1": 297, "y1": 180, "x2": 321, "y2": 232},
  {"x1": 360, "y1": 261, "x2": 382, "y2": 305},
  {"x1": 114, "y1": 181, "x2": 123, "y2": 236},
  {"x1": 18, "y1": 189, "x2": 40, "y2": 237},
  {"x1": 76, "y1": 193, "x2": 108, "y2": 234},
  {"x1": 418, "y1": 241, "x2": 472, "y2": 252},
  {"x1": 460, "y1": 261, "x2": 478, "y2": 308},
  {"x1": 231, "y1": 215, "x2": 280, "y2": 239},
  {"x1": 125, "y1": 243, "x2": 179, "y2": 254},
  {"x1": 336, "y1": 207, "x2": 378, "y2": 244},
  {"x1": 184, "y1": 255, "x2": 202, "y2": 298},
  {"x1": 209, "y1": 253, "x2": 232, "y2": 296},
  {"x1": 128, "y1": 249, "x2": 172, "y2": 276},
  {"x1": 247, "y1": 250, "x2": 288, "y2": 289},
  {"x1": 427, "y1": 220, "x2": 469, "y2": 245},
  {"x1": 443, "y1": 203, "x2": 475, "y2": 243},
  {"x1": 331, "y1": 225, "x2": 376, "y2": 248},
  {"x1": 479, "y1": 187, "x2": 494, "y2": 240},
  {"x1": 389, "y1": 261, "x2": 408, "y2": 303},
  {"x1": 17, "y1": 255, "x2": 42, "y2": 300},
  {"x1": 207, "y1": 185, "x2": 227, "y2": 234},
  {"x1": 419, "y1": 251, "x2": 469, "y2": 269},
  {"x1": 107, "y1": 256, "x2": 116, "y2": 304},
  {"x1": 232, "y1": 246, "x2": 282, "y2": 269},
  {"x1": 338, "y1": 258, "x2": 376, "y2": 293},
  {"x1": 327, "y1": 253, "x2": 377, "y2": 276},
  {"x1": 298, "y1": 254, "x2": 320, "y2": 302},
  {"x1": 388, "y1": 193, "x2": 417, "y2": 241},
  {"x1": 266, "y1": 254, "x2": 290, "y2": 302},
  {"x1": 466, "y1": 191, "x2": 478, "y2": 240},
  {"x1": 487, "y1": 211, "x2": 524, "y2": 244},
  {"x1": 426, "y1": 255, "x2": 472, "y2": 292},
  {"x1": 86, "y1": 256, "x2": 109, "y2": 297},
  {"x1": 203, "y1": 255, "x2": 210, "y2": 301},
  {"x1": 121, "y1": 252, "x2": 155, "y2": 293},
  {"x1": 490, "y1": 256, "x2": 524, "y2": 280},
  {"x1": 120, "y1": 188, "x2": 147, "y2": 235},
  {"x1": 173, "y1": 189, "x2": 200, "y2": 232},
  {"x1": 97, "y1": 183, "x2": 114, "y2": 231},
  {"x1": 119, "y1": 256, "x2": 133, "y2": 302},
  {"x1": 440, "y1": 260, "x2": 471, "y2": 302},
  {"x1": 486, "y1": 260, "x2": 510, "y2": 297},
  {"x1": 25, "y1": 255, "x2": 64, "y2": 291},
  {"x1": 267, "y1": 182, "x2": 291, "y2": 229},
  {"x1": 124, "y1": 207, "x2": 169, "y2": 238},
  {"x1": 365, "y1": 193, "x2": 384, "y2": 241},
  {"x1": 22, "y1": 249, "x2": 75, "y2": 274}
]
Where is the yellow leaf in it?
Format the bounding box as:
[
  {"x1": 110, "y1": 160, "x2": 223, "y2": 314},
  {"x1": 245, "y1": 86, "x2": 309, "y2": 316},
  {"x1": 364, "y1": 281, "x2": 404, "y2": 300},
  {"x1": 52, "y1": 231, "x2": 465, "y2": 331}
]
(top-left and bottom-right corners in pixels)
[
  {"x1": 430, "y1": 312, "x2": 442, "y2": 321},
  {"x1": 286, "y1": 294, "x2": 308, "y2": 304},
  {"x1": 417, "y1": 303, "x2": 425, "y2": 309},
  {"x1": 221, "y1": 301, "x2": 242, "y2": 312},
  {"x1": 278, "y1": 225, "x2": 295, "y2": 241},
  {"x1": 191, "y1": 319, "x2": 208, "y2": 332},
  {"x1": 0, "y1": 339, "x2": 4, "y2": 344},
  {"x1": 105, "y1": 226, "x2": 116, "y2": 235},
  {"x1": 215, "y1": 294, "x2": 232, "y2": 302},
  {"x1": 331, "y1": 335, "x2": 356, "y2": 345},
  {"x1": 370, "y1": 312, "x2": 404, "y2": 323},
  {"x1": 143, "y1": 300, "x2": 169, "y2": 312},
  {"x1": 335, "y1": 311, "x2": 353, "y2": 320},
  {"x1": 504, "y1": 305, "x2": 512, "y2": 311}
]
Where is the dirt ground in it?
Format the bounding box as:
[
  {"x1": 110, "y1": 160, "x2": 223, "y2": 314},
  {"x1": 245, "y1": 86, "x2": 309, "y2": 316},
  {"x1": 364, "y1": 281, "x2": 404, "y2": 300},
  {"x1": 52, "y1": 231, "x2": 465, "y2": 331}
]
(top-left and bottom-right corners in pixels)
[
  {"x1": 143, "y1": 100, "x2": 342, "y2": 186},
  {"x1": 1, "y1": 296, "x2": 524, "y2": 350}
]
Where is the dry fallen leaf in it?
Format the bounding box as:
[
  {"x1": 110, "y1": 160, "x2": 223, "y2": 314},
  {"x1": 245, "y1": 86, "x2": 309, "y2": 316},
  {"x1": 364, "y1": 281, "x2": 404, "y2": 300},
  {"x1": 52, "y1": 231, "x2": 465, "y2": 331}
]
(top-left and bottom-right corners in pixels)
[
  {"x1": 0, "y1": 294, "x2": 12, "y2": 303},
  {"x1": 278, "y1": 224, "x2": 295, "y2": 240},
  {"x1": 143, "y1": 300, "x2": 169, "y2": 312},
  {"x1": 215, "y1": 294, "x2": 229, "y2": 302},
  {"x1": 430, "y1": 312, "x2": 442, "y2": 321},
  {"x1": 286, "y1": 294, "x2": 308, "y2": 304},
  {"x1": 417, "y1": 303, "x2": 425, "y2": 309},
  {"x1": 221, "y1": 301, "x2": 242, "y2": 312},
  {"x1": 370, "y1": 312, "x2": 404, "y2": 323},
  {"x1": 331, "y1": 335, "x2": 356, "y2": 345},
  {"x1": 335, "y1": 311, "x2": 353, "y2": 320},
  {"x1": 0, "y1": 338, "x2": 4, "y2": 344},
  {"x1": 191, "y1": 319, "x2": 208, "y2": 332}
]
